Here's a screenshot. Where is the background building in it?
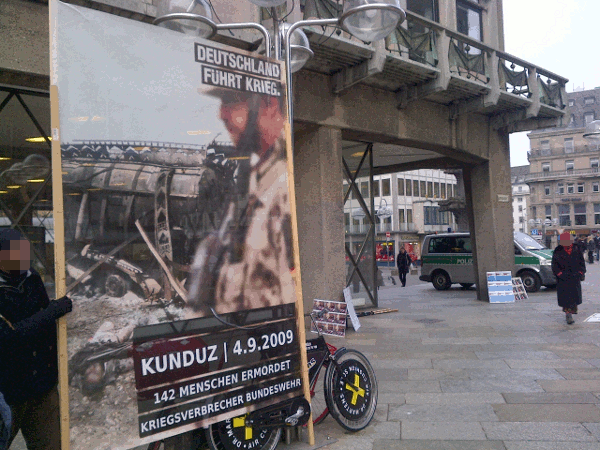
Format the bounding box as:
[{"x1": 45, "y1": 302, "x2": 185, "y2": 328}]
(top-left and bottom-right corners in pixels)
[
  {"x1": 345, "y1": 170, "x2": 457, "y2": 264},
  {"x1": 526, "y1": 87, "x2": 600, "y2": 248},
  {"x1": 511, "y1": 165, "x2": 530, "y2": 234}
]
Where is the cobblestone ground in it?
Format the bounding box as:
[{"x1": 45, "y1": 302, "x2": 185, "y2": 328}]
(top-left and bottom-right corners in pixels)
[{"x1": 286, "y1": 262, "x2": 600, "y2": 450}]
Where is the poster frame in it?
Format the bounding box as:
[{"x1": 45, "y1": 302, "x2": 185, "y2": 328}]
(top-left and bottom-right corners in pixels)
[{"x1": 49, "y1": 1, "x2": 314, "y2": 446}]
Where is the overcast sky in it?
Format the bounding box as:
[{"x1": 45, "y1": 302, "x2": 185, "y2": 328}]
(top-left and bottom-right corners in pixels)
[{"x1": 503, "y1": 0, "x2": 600, "y2": 167}]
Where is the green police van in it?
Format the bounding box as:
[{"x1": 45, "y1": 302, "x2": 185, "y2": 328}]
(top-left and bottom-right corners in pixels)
[{"x1": 419, "y1": 231, "x2": 556, "y2": 293}]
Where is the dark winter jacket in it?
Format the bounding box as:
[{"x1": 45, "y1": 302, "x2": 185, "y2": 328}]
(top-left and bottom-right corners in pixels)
[
  {"x1": 396, "y1": 251, "x2": 412, "y2": 274},
  {"x1": 0, "y1": 269, "x2": 71, "y2": 405},
  {"x1": 587, "y1": 239, "x2": 597, "y2": 251},
  {"x1": 0, "y1": 391, "x2": 10, "y2": 450},
  {"x1": 551, "y1": 245, "x2": 586, "y2": 309}
]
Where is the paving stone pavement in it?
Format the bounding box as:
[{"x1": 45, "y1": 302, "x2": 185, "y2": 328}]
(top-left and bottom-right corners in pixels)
[{"x1": 285, "y1": 263, "x2": 600, "y2": 450}]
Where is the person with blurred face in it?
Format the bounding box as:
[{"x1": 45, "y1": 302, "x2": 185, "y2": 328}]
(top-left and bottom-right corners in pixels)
[
  {"x1": 0, "y1": 229, "x2": 72, "y2": 450},
  {"x1": 551, "y1": 232, "x2": 586, "y2": 325},
  {"x1": 188, "y1": 87, "x2": 294, "y2": 317}
]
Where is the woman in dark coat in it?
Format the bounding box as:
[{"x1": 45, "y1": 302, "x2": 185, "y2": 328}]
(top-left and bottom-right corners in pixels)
[
  {"x1": 552, "y1": 232, "x2": 586, "y2": 324},
  {"x1": 396, "y1": 247, "x2": 412, "y2": 287}
]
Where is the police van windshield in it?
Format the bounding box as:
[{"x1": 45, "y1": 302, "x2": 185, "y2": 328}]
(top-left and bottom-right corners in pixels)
[{"x1": 514, "y1": 231, "x2": 547, "y2": 250}]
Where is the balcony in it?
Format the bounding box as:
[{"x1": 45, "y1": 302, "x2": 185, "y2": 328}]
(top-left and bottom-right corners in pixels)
[
  {"x1": 299, "y1": 4, "x2": 567, "y2": 130},
  {"x1": 528, "y1": 144, "x2": 600, "y2": 160},
  {"x1": 345, "y1": 223, "x2": 417, "y2": 234},
  {"x1": 524, "y1": 167, "x2": 600, "y2": 182}
]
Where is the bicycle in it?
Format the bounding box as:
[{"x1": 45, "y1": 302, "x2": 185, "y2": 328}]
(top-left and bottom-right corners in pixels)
[{"x1": 148, "y1": 309, "x2": 378, "y2": 450}]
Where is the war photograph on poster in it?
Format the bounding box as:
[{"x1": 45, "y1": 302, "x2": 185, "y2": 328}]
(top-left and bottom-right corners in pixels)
[{"x1": 51, "y1": 1, "x2": 303, "y2": 448}]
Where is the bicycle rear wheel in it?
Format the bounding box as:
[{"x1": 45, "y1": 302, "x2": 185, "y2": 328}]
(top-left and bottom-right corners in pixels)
[
  {"x1": 310, "y1": 359, "x2": 329, "y2": 425},
  {"x1": 206, "y1": 416, "x2": 281, "y2": 450},
  {"x1": 324, "y1": 349, "x2": 378, "y2": 432}
]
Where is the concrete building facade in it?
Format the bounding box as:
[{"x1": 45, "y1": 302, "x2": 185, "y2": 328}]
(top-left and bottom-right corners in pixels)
[
  {"x1": 526, "y1": 88, "x2": 600, "y2": 248},
  {"x1": 1, "y1": 0, "x2": 568, "y2": 307}
]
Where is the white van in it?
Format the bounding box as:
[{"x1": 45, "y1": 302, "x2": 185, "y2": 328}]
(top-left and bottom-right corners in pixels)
[{"x1": 419, "y1": 231, "x2": 556, "y2": 292}]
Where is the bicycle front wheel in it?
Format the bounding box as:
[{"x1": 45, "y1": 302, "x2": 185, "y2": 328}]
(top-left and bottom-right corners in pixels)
[
  {"x1": 324, "y1": 349, "x2": 378, "y2": 432},
  {"x1": 205, "y1": 416, "x2": 282, "y2": 450}
]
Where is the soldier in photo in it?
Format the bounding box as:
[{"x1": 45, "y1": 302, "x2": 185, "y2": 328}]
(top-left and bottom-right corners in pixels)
[{"x1": 187, "y1": 86, "x2": 295, "y2": 318}]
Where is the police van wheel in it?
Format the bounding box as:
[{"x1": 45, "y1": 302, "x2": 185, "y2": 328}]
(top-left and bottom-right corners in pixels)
[
  {"x1": 432, "y1": 271, "x2": 451, "y2": 290},
  {"x1": 206, "y1": 417, "x2": 281, "y2": 450},
  {"x1": 519, "y1": 271, "x2": 541, "y2": 293}
]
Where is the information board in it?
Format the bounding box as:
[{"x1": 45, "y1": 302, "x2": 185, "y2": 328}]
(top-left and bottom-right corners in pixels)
[{"x1": 487, "y1": 271, "x2": 515, "y2": 303}]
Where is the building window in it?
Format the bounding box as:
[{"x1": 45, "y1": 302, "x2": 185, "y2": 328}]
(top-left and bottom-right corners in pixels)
[
  {"x1": 456, "y1": 0, "x2": 482, "y2": 41},
  {"x1": 531, "y1": 186, "x2": 536, "y2": 194},
  {"x1": 360, "y1": 181, "x2": 369, "y2": 198},
  {"x1": 407, "y1": 0, "x2": 439, "y2": 22},
  {"x1": 399, "y1": 209, "x2": 405, "y2": 224},
  {"x1": 574, "y1": 203, "x2": 587, "y2": 226},
  {"x1": 372, "y1": 179, "x2": 380, "y2": 197},
  {"x1": 441, "y1": 183, "x2": 446, "y2": 199},
  {"x1": 558, "y1": 183, "x2": 564, "y2": 195},
  {"x1": 541, "y1": 140, "x2": 550, "y2": 155},
  {"x1": 584, "y1": 97, "x2": 595, "y2": 105},
  {"x1": 544, "y1": 185, "x2": 551, "y2": 196},
  {"x1": 518, "y1": 186, "x2": 523, "y2": 192},
  {"x1": 566, "y1": 160, "x2": 574, "y2": 171},
  {"x1": 420, "y1": 181, "x2": 426, "y2": 198},
  {"x1": 407, "y1": 208, "x2": 413, "y2": 224},
  {"x1": 406, "y1": 179, "x2": 412, "y2": 196},
  {"x1": 564, "y1": 138, "x2": 574, "y2": 154},
  {"x1": 398, "y1": 178, "x2": 405, "y2": 196},
  {"x1": 542, "y1": 162, "x2": 551, "y2": 172},
  {"x1": 345, "y1": 213, "x2": 350, "y2": 227},
  {"x1": 593, "y1": 182, "x2": 599, "y2": 193},
  {"x1": 569, "y1": 115, "x2": 575, "y2": 126},
  {"x1": 518, "y1": 197, "x2": 523, "y2": 202},
  {"x1": 591, "y1": 158, "x2": 599, "y2": 168},
  {"x1": 519, "y1": 216, "x2": 524, "y2": 223},
  {"x1": 424, "y1": 206, "x2": 449, "y2": 225},
  {"x1": 412, "y1": 180, "x2": 418, "y2": 196},
  {"x1": 518, "y1": 205, "x2": 523, "y2": 212},
  {"x1": 567, "y1": 183, "x2": 574, "y2": 194},
  {"x1": 578, "y1": 182, "x2": 585, "y2": 193},
  {"x1": 434, "y1": 182, "x2": 440, "y2": 198},
  {"x1": 585, "y1": 112, "x2": 595, "y2": 125},
  {"x1": 382, "y1": 178, "x2": 391, "y2": 196},
  {"x1": 532, "y1": 206, "x2": 537, "y2": 218},
  {"x1": 427, "y1": 182, "x2": 433, "y2": 198},
  {"x1": 595, "y1": 204, "x2": 600, "y2": 225},
  {"x1": 545, "y1": 205, "x2": 552, "y2": 220},
  {"x1": 569, "y1": 99, "x2": 575, "y2": 107},
  {"x1": 559, "y1": 204, "x2": 571, "y2": 226}
]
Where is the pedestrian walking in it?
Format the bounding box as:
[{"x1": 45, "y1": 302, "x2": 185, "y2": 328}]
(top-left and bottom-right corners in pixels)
[
  {"x1": 594, "y1": 233, "x2": 600, "y2": 261},
  {"x1": 552, "y1": 232, "x2": 586, "y2": 325},
  {"x1": 0, "y1": 229, "x2": 73, "y2": 450},
  {"x1": 396, "y1": 247, "x2": 412, "y2": 287},
  {"x1": 587, "y1": 235, "x2": 596, "y2": 264}
]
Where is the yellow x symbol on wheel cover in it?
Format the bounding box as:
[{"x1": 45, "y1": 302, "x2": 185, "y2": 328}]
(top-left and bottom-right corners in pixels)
[
  {"x1": 233, "y1": 415, "x2": 252, "y2": 440},
  {"x1": 345, "y1": 374, "x2": 365, "y2": 405}
]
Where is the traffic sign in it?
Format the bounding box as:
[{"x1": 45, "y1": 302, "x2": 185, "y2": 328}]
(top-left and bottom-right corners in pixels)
[{"x1": 386, "y1": 232, "x2": 391, "y2": 238}]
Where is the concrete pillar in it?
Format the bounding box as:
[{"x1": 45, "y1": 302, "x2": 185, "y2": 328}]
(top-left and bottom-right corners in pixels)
[
  {"x1": 464, "y1": 130, "x2": 514, "y2": 301},
  {"x1": 293, "y1": 125, "x2": 345, "y2": 315}
]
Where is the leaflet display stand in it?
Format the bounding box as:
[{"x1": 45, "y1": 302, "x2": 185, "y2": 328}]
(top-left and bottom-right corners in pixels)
[{"x1": 487, "y1": 271, "x2": 515, "y2": 303}]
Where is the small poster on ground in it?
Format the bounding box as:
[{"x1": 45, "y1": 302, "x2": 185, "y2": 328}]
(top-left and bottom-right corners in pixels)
[
  {"x1": 584, "y1": 313, "x2": 600, "y2": 323},
  {"x1": 512, "y1": 277, "x2": 528, "y2": 301},
  {"x1": 487, "y1": 271, "x2": 515, "y2": 303},
  {"x1": 311, "y1": 300, "x2": 347, "y2": 337}
]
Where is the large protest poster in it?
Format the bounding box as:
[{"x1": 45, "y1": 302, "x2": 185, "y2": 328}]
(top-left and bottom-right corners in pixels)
[{"x1": 50, "y1": 1, "x2": 307, "y2": 448}]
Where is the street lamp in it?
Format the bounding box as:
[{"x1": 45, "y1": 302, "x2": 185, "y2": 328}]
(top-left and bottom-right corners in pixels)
[
  {"x1": 154, "y1": 0, "x2": 406, "y2": 119},
  {"x1": 583, "y1": 119, "x2": 600, "y2": 141}
]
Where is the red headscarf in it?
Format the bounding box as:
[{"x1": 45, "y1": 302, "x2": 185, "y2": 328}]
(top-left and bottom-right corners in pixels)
[{"x1": 560, "y1": 232, "x2": 573, "y2": 254}]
